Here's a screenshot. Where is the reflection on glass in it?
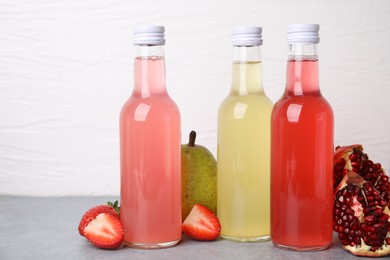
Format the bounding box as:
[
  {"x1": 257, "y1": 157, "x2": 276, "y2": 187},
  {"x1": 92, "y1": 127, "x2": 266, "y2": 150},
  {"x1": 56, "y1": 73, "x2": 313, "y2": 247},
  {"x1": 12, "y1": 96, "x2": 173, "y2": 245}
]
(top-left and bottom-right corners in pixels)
[
  {"x1": 233, "y1": 103, "x2": 248, "y2": 119},
  {"x1": 134, "y1": 103, "x2": 151, "y2": 122},
  {"x1": 287, "y1": 103, "x2": 302, "y2": 123}
]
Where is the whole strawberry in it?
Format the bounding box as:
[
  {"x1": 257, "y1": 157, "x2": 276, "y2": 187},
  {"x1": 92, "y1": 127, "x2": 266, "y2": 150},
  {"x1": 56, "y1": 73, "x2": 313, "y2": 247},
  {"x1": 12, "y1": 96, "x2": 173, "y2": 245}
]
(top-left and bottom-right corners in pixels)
[{"x1": 78, "y1": 201, "x2": 124, "y2": 249}]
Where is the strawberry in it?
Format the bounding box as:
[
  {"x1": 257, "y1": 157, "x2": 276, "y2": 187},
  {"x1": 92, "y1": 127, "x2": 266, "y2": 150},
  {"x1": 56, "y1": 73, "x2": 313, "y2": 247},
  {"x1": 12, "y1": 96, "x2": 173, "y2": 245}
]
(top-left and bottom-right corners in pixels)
[
  {"x1": 182, "y1": 204, "x2": 221, "y2": 241},
  {"x1": 83, "y1": 213, "x2": 124, "y2": 249},
  {"x1": 78, "y1": 201, "x2": 123, "y2": 249},
  {"x1": 78, "y1": 201, "x2": 120, "y2": 236}
]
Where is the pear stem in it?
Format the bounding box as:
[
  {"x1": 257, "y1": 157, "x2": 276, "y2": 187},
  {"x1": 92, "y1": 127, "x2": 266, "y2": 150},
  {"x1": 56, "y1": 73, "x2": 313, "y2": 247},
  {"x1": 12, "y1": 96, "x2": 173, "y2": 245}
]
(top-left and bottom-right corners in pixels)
[{"x1": 188, "y1": 131, "x2": 196, "y2": 147}]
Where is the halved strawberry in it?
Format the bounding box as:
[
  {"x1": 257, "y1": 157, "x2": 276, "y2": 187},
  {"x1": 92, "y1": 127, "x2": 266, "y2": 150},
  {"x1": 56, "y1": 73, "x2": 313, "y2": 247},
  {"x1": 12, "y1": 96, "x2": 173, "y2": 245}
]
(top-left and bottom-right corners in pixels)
[
  {"x1": 83, "y1": 213, "x2": 124, "y2": 249},
  {"x1": 78, "y1": 201, "x2": 120, "y2": 236},
  {"x1": 182, "y1": 204, "x2": 221, "y2": 241}
]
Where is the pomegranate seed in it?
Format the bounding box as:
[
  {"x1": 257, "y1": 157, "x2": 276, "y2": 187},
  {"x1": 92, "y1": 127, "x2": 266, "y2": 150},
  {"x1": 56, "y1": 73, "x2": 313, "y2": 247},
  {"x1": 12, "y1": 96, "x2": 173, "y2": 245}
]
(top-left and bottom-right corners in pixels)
[
  {"x1": 351, "y1": 162, "x2": 359, "y2": 168},
  {"x1": 368, "y1": 201, "x2": 376, "y2": 207},
  {"x1": 365, "y1": 226, "x2": 375, "y2": 233},
  {"x1": 364, "y1": 215, "x2": 374, "y2": 222},
  {"x1": 350, "y1": 221, "x2": 359, "y2": 230},
  {"x1": 350, "y1": 153, "x2": 357, "y2": 160},
  {"x1": 368, "y1": 232, "x2": 377, "y2": 239},
  {"x1": 373, "y1": 209, "x2": 383, "y2": 216}
]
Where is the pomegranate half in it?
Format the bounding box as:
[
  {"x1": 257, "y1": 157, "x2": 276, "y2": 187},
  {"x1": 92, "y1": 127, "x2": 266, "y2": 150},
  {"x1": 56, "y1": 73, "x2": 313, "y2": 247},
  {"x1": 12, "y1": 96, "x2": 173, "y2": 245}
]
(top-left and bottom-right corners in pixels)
[{"x1": 333, "y1": 144, "x2": 390, "y2": 257}]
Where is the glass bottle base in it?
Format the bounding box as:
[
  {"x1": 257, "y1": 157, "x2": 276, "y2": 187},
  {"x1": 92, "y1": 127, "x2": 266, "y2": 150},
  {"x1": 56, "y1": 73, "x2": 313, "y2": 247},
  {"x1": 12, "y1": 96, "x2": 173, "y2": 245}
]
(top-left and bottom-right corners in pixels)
[
  {"x1": 221, "y1": 234, "x2": 271, "y2": 242},
  {"x1": 273, "y1": 242, "x2": 330, "y2": 251},
  {"x1": 124, "y1": 239, "x2": 180, "y2": 249}
]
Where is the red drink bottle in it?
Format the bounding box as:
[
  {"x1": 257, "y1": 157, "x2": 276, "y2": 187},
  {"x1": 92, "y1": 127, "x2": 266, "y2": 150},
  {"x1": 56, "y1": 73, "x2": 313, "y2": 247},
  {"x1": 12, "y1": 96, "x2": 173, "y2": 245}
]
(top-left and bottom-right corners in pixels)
[{"x1": 271, "y1": 24, "x2": 334, "y2": 251}]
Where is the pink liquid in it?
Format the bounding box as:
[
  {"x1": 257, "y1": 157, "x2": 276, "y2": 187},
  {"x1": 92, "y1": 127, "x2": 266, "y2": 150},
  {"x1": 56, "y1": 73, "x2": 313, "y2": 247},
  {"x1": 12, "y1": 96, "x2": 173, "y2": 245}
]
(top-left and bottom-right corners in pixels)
[
  {"x1": 271, "y1": 60, "x2": 334, "y2": 249},
  {"x1": 120, "y1": 57, "x2": 181, "y2": 246}
]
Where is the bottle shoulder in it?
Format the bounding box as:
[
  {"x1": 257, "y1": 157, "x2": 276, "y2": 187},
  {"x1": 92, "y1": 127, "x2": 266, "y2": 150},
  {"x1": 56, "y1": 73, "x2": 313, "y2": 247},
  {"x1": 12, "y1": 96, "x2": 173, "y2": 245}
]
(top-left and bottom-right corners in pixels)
[
  {"x1": 272, "y1": 94, "x2": 333, "y2": 118},
  {"x1": 274, "y1": 94, "x2": 332, "y2": 107},
  {"x1": 218, "y1": 93, "x2": 273, "y2": 120},
  {"x1": 219, "y1": 92, "x2": 273, "y2": 109},
  {"x1": 123, "y1": 92, "x2": 178, "y2": 105},
  {"x1": 120, "y1": 94, "x2": 180, "y2": 119}
]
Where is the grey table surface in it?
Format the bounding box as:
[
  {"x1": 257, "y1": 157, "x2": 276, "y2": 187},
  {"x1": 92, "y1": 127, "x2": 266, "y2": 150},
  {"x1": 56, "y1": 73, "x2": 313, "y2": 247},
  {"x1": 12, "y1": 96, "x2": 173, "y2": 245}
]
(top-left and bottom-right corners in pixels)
[{"x1": 0, "y1": 195, "x2": 378, "y2": 260}]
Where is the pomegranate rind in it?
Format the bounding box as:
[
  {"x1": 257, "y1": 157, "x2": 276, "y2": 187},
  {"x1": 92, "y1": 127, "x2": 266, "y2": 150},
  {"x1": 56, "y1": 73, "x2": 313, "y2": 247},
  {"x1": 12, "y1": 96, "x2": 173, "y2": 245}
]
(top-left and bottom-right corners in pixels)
[
  {"x1": 334, "y1": 144, "x2": 363, "y2": 162},
  {"x1": 343, "y1": 237, "x2": 390, "y2": 257},
  {"x1": 334, "y1": 171, "x2": 366, "y2": 193},
  {"x1": 343, "y1": 245, "x2": 390, "y2": 257}
]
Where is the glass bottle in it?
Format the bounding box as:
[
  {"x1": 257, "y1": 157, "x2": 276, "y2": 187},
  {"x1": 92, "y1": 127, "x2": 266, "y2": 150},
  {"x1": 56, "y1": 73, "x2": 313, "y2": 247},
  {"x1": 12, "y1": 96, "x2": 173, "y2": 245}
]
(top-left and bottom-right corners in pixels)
[
  {"x1": 271, "y1": 24, "x2": 334, "y2": 250},
  {"x1": 120, "y1": 26, "x2": 181, "y2": 249},
  {"x1": 217, "y1": 27, "x2": 273, "y2": 242}
]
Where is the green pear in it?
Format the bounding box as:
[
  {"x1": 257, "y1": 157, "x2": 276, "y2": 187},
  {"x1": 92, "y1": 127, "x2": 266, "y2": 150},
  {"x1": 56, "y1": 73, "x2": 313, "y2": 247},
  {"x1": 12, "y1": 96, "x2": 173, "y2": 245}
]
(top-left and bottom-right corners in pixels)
[{"x1": 181, "y1": 131, "x2": 217, "y2": 221}]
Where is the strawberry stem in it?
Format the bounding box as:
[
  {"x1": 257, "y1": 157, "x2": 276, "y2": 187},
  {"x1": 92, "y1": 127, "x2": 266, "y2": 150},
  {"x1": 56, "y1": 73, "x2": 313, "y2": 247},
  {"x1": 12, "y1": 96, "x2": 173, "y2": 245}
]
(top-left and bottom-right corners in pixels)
[{"x1": 107, "y1": 201, "x2": 120, "y2": 215}]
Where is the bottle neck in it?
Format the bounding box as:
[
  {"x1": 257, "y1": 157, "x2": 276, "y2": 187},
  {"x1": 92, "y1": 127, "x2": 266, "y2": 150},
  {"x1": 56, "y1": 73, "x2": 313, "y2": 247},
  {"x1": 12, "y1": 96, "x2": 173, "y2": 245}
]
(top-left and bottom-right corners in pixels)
[
  {"x1": 133, "y1": 45, "x2": 167, "y2": 97},
  {"x1": 286, "y1": 44, "x2": 320, "y2": 96},
  {"x1": 231, "y1": 45, "x2": 263, "y2": 95}
]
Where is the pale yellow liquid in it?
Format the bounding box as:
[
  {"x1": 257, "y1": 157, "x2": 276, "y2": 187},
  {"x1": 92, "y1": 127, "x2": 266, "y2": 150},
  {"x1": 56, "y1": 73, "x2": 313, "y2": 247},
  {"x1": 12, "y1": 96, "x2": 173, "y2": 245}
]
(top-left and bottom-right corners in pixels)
[{"x1": 217, "y1": 61, "x2": 273, "y2": 242}]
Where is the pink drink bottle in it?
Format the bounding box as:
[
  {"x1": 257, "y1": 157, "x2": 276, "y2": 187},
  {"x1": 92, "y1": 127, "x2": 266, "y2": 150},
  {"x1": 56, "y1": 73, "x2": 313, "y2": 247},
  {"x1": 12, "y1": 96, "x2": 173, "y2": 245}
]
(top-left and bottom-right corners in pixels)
[
  {"x1": 271, "y1": 24, "x2": 334, "y2": 251},
  {"x1": 120, "y1": 26, "x2": 181, "y2": 249}
]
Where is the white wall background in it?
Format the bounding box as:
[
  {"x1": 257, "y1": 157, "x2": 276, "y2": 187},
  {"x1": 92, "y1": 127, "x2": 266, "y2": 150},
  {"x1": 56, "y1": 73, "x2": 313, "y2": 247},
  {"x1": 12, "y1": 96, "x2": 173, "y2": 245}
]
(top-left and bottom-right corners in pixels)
[{"x1": 1, "y1": 0, "x2": 389, "y2": 196}]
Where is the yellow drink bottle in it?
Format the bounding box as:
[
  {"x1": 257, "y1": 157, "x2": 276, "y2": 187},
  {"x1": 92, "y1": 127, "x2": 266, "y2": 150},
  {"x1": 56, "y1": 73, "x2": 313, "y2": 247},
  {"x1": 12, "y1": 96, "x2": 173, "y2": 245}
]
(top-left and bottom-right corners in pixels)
[{"x1": 217, "y1": 27, "x2": 273, "y2": 242}]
